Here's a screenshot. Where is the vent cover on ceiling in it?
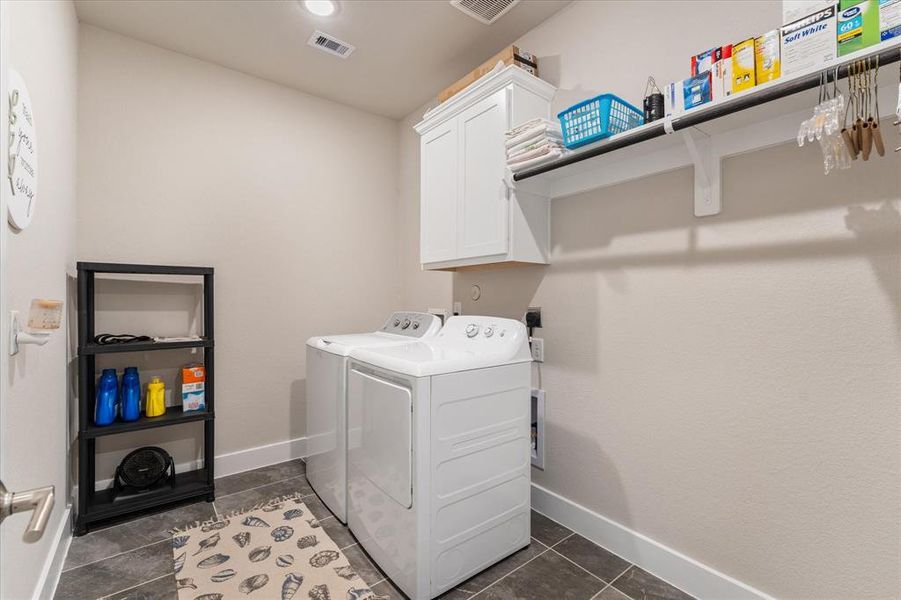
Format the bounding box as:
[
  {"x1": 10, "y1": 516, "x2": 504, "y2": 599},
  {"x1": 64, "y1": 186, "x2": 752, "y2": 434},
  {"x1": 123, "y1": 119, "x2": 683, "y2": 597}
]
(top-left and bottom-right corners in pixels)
[
  {"x1": 450, "y1": 0, "x2": 520, "y2": 24},
  {"x1": 307, "y1": 30, "x2": 356, "y2": 59}
]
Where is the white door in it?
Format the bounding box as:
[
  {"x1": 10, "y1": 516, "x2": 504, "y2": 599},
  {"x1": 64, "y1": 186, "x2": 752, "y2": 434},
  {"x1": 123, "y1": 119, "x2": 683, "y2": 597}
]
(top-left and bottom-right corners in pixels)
[
  {"x1": 420, "y1": 119, "x2": 458, "y2": 264},
  {"x1": 0, "y1": 3, "x2": 58, "y2": 597},
  {"x1": 457, "y1": 88, "x2": 509, "y2": 259}
]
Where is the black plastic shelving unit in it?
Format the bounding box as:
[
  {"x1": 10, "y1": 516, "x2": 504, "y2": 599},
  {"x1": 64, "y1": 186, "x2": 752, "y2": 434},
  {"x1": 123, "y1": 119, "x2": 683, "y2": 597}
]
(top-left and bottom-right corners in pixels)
[{"x1": 75, "y1": 262, "x2": 215, "y2": 535}]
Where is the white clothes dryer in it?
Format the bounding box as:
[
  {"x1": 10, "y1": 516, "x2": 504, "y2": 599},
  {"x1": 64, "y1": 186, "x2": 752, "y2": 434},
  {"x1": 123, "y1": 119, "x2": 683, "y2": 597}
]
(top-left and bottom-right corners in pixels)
[
  {"x1": 305, "y1": 311, "x2": 441, "y2": 523},
  {"x1": 346, "y1": 316, "x2": 532, "y2": 599}
]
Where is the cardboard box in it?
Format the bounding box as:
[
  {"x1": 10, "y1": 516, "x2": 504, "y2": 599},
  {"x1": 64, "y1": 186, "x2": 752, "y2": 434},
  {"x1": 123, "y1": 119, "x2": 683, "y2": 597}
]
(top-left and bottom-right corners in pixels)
[
  {"x1": 664, "y1": 81, "x2": 683, "y2": 117},
  {"x1": 781, "y1": 3, "x2": 837, "y2": 76},
  {"x1": 438, "y1": 45, "x2": 538, "y2": 103},
  {"x1": 665, "y1": 72, "x2": 713, "y2": 116},
  {"x1": 181, "y1": 365, "x2": 206, "y2": 412},
  {"x1": 732, "y1": 38, "x2": 757, "y2": 93},
  {"x1": 683, "y1": 71, "x2": 713, "y2": 109},
  {"x1": 712, "y1": 44, "x2": 734, "y2": 102},
  {"x1": 784, "y1": 0, "x2": 835, "y2": 23},
  {"x1": 838, "y1": 0, "x2": 880, "y2": 55},
  {"x1": 879, "y1": 0, "x2": 901, "y2": 41},
  {"x1": 691, "y1": 47, "x2": 721, "y2": 76},
  {"x1": 755, "y1": 29, "x2": 782, "y2": 83}
]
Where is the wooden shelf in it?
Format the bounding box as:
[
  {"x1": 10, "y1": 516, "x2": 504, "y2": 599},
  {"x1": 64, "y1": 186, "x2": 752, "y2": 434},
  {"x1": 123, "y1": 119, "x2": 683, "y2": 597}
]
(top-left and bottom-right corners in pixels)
[
  {"x1": 512, "y1": 41, "x2": 901, "y2": 216},
  {"x1": 80, "y1": 338, "x2": 213, "y2": 355},
  {"x1": 83, "y1": 469, "x2": 212, "y2": 524},
  {"x1": 83, "y1": 407, "x2": 213, "y2": 439}
]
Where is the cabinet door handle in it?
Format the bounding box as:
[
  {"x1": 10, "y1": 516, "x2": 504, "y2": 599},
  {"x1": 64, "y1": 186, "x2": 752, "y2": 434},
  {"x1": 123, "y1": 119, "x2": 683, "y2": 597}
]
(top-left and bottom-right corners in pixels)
[{"x1": 0, "y1": 481, "x2": 54, "y2": 542}]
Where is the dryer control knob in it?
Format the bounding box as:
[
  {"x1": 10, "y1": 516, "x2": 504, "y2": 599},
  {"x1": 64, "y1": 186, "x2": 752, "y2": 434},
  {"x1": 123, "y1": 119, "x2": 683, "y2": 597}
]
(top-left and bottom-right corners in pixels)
[
  {"x1": 401, "y1": 319, "x2": 411, "y2": 329},
  {"x1": 393, "y1": 319, "x2": 401, "y2": 327},
  {"x1": 412, "y1": 322, "x2": 420, "y2": 330},
  {"x1": 466, "y1": 324, "x2": 480, "y2": 338},
  {"x1": 483, "y1": 327, "x2": 494, "y2": 338}
]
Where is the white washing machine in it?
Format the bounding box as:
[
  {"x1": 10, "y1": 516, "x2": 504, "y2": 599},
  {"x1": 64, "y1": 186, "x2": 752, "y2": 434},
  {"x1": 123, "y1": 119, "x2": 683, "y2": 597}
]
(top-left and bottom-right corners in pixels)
[
  {"x1": 305, "y1": 311, "x2": 442, "y2": 523},
  {"x1": 346, "y1": 316, "x2": 533, "y2": 599}
]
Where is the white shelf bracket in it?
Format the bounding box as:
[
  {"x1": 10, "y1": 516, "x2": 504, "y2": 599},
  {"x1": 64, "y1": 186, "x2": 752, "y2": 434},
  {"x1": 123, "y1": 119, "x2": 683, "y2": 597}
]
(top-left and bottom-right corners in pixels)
[{"x1": 681, "y1": 129, "x2": 722, "y2": 217}]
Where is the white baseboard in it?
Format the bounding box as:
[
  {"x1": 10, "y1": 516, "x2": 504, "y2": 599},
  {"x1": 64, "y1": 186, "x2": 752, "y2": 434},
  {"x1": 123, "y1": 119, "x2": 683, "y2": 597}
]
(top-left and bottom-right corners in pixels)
[
  {"x1": 214, "y1": 436, "x2": 307, "y2": 478},
  {"x1": 34, "y1": 506, "x2": 73, "y2": 600},
  {"x1": 93, "y1": 436, "x2": 308, "y2": 491},
  {"x1": 530, "y1": 483, "x2": 775, "y2": 600}
]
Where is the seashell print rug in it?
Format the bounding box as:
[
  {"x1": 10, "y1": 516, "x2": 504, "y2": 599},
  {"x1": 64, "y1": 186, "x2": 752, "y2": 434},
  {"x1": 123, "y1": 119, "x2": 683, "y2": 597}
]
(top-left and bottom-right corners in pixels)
[{"x1": 171, "y1": 494, "x2": 376, "y2": 600}]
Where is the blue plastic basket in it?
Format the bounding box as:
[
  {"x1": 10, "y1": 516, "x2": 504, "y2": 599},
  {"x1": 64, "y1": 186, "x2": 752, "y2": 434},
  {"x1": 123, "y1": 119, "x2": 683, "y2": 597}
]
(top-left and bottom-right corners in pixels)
[{"x1": 557, "y1": 94, "x2": 644, "y2": 149}]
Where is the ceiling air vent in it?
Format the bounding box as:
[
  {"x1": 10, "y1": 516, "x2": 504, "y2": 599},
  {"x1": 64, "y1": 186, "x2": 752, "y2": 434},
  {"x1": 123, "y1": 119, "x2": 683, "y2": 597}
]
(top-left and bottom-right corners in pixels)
[
  {"x1": 450, "y1": 0, "x2": 520, "y2": 25},
  {"x1": 307, "y1": 30, "x2": 356, "y2": 59}
]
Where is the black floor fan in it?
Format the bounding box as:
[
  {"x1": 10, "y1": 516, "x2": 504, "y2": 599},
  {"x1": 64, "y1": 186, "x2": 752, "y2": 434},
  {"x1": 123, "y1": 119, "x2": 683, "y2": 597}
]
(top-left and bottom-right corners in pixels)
[{"x1": 112, "y1": 446, "x2": 176, "y2": 500}]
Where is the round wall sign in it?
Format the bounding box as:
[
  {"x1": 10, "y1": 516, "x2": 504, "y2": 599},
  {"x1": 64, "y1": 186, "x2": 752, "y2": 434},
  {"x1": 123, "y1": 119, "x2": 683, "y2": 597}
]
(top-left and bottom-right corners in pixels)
[{"x1": 7, "y1": 68, "x2": 38, "y2": 230}]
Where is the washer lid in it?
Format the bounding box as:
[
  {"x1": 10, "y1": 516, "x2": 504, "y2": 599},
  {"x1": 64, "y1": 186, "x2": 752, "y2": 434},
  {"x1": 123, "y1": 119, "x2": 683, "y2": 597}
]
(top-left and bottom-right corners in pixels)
[
  {"x1": 350, "y1": 316, "x2": 531, "y2": 376},
  {"x1": 306, "y1": 311, "x2": 442, "y2": 357}
]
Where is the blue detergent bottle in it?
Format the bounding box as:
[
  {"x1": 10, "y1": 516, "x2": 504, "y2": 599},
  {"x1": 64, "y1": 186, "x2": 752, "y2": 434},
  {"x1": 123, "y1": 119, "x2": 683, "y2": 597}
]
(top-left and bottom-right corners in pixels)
[
  {"x1": 120, "y1": 367, "x2": 141, "y2": 422},
  {"x1": 94, "y1": 368, "x2": 119, "y2": 426}
]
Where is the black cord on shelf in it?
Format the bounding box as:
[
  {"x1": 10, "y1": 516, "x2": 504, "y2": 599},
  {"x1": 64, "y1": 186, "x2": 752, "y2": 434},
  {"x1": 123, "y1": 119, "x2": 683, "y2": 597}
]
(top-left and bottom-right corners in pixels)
[{"x1": 93, "y1": 334, "x2": 154, "y2": 345}]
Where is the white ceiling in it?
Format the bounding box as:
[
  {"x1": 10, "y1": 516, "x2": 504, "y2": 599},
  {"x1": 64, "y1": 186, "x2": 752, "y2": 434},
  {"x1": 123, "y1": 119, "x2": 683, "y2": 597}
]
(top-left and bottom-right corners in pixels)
[{"x1": 74, "y1": 0, "x2": 570, "y2": 119}]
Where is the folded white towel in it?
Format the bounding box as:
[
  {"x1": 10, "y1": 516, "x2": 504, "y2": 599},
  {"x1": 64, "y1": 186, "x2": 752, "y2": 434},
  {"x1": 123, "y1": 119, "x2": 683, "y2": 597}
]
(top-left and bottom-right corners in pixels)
[
  {"x1": 507, "y1": 143, "x2": 561, "y2": 164},
  {"x1": 506, "y1": 130, "x2": 562, "y2": 156},
  {"x1": 508, "y1": 138, "x2": 555, "y2": 158},
  {"x1": 507, "y1": 148, "x2": 564, "y2": 173},
  {"x1": 505, "y1": 123, "x2": 562, "y2": 150},
  {"x1": 505, "y1": 118, "x2": 558, "y2": 139}
]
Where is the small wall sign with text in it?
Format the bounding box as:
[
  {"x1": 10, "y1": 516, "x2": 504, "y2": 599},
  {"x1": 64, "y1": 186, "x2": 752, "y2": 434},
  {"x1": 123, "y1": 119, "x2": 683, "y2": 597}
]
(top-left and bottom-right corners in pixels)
[{"x1": 7, "y1": 68, "x2": 38, "y2": 230}]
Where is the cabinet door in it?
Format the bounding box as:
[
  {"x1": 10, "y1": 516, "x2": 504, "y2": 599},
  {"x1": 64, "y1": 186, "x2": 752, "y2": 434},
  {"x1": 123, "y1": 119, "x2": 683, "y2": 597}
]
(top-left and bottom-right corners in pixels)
[
  {"x1": 420, "y1": 119, "x2": 459, "y2": 264},
  {"x1": 458, "y1": 88, "x2": 509, "y2": 259}
]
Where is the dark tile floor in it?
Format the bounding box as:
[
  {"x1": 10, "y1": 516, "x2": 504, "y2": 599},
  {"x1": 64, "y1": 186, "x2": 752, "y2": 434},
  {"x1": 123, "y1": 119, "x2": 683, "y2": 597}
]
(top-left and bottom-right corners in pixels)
[{"x1": 55, "y1": 460, "x2": 695, "y2": 600}]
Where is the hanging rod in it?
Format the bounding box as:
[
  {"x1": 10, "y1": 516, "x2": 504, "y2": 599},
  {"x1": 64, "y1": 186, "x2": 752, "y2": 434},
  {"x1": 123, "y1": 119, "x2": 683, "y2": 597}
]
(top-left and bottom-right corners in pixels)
[{"x1": 513, "y1": 44, "x2": 901, "y2": 182}]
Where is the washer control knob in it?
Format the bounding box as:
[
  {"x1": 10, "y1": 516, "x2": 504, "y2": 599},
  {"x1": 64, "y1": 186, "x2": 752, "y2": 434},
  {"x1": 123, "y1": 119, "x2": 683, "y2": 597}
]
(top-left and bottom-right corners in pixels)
[
  {"x1": 466, "y1": 324, "x2": 480, "y2": 338},
  {"x1": 412, "y1": 321, "x2": 420, "y2": 330},
  {"x1": 483, "y1": 326, "x2": 494, "y2": 338},
  {"x1": 401, "y1": 319, "x2": 411, "y2": 329},
  {"x1": 393, "y1": 319, "x2": 401, "y2": 327}
]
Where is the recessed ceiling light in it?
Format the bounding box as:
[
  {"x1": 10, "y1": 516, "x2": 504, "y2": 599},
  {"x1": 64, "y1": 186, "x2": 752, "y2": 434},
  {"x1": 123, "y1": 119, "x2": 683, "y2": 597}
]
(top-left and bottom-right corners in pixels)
[{"x1": 303, "y1": 0, "x2": 336, "y2": 17}]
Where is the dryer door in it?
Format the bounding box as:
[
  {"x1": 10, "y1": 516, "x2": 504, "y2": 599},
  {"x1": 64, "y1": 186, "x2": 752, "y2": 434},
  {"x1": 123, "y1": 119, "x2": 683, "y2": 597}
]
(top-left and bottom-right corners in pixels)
[{"x1": 348, "y1": 368, "x2": 413, "y2": 508}]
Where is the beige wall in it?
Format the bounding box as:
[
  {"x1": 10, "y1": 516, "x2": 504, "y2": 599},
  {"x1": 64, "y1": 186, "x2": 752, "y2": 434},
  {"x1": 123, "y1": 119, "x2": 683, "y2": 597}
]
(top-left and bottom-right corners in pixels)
[
  {"x1": 1, "y1": 1, "x2": 78, "y2": 598},
  {"x1": 402, "y1": 1, "x2": 901, "y2": 598},
  {"x1": 77, "y1": 25, "x2": 403, "y2": 480}
]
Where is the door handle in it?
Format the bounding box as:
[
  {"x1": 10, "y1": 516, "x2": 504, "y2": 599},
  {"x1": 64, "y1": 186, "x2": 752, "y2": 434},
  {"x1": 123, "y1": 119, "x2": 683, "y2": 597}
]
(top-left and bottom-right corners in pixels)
[{"x1": 0, "y1": 481, "x2": 54, "y2": 542}]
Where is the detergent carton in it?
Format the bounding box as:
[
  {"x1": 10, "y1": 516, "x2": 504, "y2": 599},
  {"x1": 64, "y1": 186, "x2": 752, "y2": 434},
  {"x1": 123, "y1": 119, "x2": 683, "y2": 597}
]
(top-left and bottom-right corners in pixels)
[
  {"x1": 838, "y1": 0, "x2": 880, "y2": 55},
  {"x1": 181, "y1": 365, "x2": 206, "y2": 412}
]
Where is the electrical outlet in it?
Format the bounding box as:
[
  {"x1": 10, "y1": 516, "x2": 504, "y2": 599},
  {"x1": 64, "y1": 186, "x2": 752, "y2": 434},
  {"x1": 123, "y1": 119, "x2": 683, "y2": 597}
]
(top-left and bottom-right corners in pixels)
[
  {"x1": 525, "y1": 307, "x2": 542, "y2": 329},
  {"x1": 530, "y1": 337, "x2": 544, "y2": 362}
]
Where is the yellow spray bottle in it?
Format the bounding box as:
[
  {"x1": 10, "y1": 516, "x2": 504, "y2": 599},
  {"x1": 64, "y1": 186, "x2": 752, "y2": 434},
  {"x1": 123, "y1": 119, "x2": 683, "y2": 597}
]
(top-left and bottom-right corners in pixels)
[{"x1": 146, "y1": 377, "x2": 166, "y2": 417}]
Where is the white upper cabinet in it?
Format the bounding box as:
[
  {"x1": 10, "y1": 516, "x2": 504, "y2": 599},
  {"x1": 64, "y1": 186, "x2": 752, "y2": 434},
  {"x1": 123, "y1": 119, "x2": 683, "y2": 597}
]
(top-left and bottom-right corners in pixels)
[
  {"x1": 421, "y1": 119, "x2": 458, "y2": 264},
  {"x1": 458, "y1": 89, "x2": 508, "y2": 259},
  {"x1": 415, "y1": 66, "x2": 556, "y2": 271}
]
